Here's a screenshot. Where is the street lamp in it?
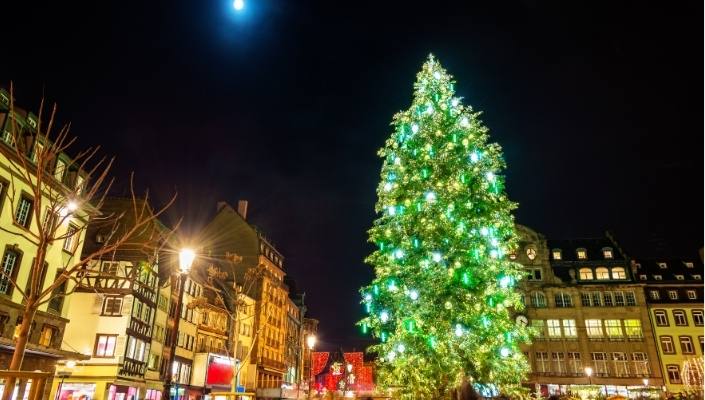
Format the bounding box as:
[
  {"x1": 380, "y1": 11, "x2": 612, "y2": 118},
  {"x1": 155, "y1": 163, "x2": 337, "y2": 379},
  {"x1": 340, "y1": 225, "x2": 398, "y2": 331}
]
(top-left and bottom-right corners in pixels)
[
  {"x1": 584, "y1": 367, "x2": 593, "y2": 385},
  {"x1": 162, "y1": 249, "x2": 196, "y2": 400},
  {"x1": 54, "y1": 361, "x2": 76, "y2": 400},
  {"x1": 642, "y1": 378, "x2": 649, "y2": 399},
  {"x1": 306, "y1": 335, "x2": 317, "y2": 399}
]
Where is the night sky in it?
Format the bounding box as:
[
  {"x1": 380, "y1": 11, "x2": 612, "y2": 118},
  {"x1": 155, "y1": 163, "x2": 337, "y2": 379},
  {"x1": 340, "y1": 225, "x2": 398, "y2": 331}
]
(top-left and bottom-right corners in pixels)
[{"x1": 2, "y1": 1, "x2": 702, "y2": 350}]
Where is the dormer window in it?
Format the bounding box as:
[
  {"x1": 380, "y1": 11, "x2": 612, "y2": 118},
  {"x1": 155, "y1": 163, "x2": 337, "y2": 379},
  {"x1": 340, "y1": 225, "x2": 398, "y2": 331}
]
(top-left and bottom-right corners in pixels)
[
  {"x1": 658, "y1": 262, "x2": 667, "y2": 269},
  {"x1": 602, "y1": 248, "x2": 613, "y2": 259},
  {"x1": 552, "y1": 249, "x2": 562, "y2": 260},
  {"x1": 611, "y1": 267, "x2": 627, "y2": 280},
  {"x1": 576, "y1": 248, "x2": 587, "y2": 260},
  {"x1": 693, "y1": 275, "x2": 702, "y2": 280},
  {"x1": 639, "y1": 274, "x2": 647, "y2": 280},
  {"x1": 525, "y1": 247, "x2": 537, "y2": 261},
  {"x1": 654, "y1": 275, "x2": 662, "y2": 280},
  {"x1": 684, "y1": 262, "x2": 694, "y2": 268},
  {"x1": 675, "y1": 275, "x2": 684, "y2": 280},
  {"x1": 596, "y1": 267, "x2": 610, "y2": 280}
]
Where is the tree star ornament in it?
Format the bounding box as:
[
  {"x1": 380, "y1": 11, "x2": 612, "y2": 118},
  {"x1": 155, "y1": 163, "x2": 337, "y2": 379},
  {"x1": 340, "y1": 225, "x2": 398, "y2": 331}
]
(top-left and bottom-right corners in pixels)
[{"x1": 358, "y1": 54, "x2": 530, "y2": 399}]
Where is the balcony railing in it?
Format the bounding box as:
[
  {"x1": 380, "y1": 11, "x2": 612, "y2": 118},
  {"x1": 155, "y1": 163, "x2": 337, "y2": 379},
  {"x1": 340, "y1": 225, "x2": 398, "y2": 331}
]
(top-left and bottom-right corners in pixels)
[
  {"x1": 257, "y1": 356, "x2": 285, "y2": 371},
  {"x1": 196, "y1": 343, "x2": 228, "y2": 355},
  {"x1": 120, "y1": 358, "x2": 146, "y2": 377}
]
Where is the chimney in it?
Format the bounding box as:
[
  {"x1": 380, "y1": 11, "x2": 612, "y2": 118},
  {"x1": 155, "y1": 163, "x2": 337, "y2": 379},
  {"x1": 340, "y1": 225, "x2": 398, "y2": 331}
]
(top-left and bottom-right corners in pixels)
[
  {"x1": 237, "y1": 200, "x2": 248, "y2": 220},
  {"x1": 216, "y1": 201, "x2": 228, "y2": 212}
]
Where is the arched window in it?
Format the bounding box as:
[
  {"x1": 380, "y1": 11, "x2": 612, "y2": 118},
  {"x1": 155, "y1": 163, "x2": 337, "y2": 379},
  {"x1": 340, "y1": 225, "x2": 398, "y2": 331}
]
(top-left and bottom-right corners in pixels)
[
  {"x1": 596, "y1": 267, "x2": 610, "y2": 280},
  {"x1": 531, "y1": 292, "x2": 547, "y2": 308},
  {"x1": 579, "y1": 268, "x2": 594, "y2": 280},
  {"x1": 612, "y1": 267, "x2": 627, "y2": 280}
]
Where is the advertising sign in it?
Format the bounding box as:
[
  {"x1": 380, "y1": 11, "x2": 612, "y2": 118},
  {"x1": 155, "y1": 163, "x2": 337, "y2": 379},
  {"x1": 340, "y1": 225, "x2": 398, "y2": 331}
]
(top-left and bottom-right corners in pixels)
[{"x1": 206, "y1": 355, "x2": 235, "y2": 386}]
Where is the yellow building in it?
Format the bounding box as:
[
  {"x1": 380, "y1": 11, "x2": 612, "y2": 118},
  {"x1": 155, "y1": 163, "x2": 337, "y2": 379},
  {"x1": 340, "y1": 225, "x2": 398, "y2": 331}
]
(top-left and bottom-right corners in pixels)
[
  {"x1": 234, "y1": 293, "x2": 256, "y2": 394},
  {"x1": 48, "y1": 198, "x2": 167, "y2": 400},
  {"x1": 634, "y1": 257, "x2": 704, "y2": 395},
  {"x1": 0, "y1": 88, "x2": 89, "y2": 398}
]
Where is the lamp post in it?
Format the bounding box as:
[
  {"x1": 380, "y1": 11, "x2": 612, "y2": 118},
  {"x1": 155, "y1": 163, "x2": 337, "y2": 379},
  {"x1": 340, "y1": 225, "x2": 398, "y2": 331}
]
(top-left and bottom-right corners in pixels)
[
  {"x1": 642, "y1": 378, "x2": 649, "y2": 399},
  {"x1": 162, "y1": 249, "x2": 196, "y2": 400},
  {"x1": 54, "y1": 360, "x2": 76, "y2": 400},
  {"x1": 585, "y1": 367, "x2": 593, "y2": 385},
  {"x1": 306, "y1": 335, "x2": 317, "y2": 399}
]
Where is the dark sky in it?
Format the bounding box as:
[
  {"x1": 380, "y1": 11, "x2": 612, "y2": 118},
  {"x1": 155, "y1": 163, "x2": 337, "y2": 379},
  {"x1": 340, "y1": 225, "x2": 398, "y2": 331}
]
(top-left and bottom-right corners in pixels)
[{"x1": 2, "y1": 1, "x2": 702, "y2": 350}]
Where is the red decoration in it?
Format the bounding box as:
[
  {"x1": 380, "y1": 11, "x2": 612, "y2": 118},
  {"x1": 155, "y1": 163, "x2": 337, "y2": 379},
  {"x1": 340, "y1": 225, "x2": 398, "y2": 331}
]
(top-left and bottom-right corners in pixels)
[
  {"x1": 312, "y1": 352, "x2": 329, "y2": 377},
  {"x1": 311, "y1": 352, "x2": 375, "y2": 393}
]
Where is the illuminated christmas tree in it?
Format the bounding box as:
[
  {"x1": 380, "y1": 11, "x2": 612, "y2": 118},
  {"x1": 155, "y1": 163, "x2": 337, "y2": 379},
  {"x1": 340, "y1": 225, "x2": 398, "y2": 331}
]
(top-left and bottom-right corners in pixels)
[{"x1": 358, "y1": 55, "x2": 530, "y2": 399}]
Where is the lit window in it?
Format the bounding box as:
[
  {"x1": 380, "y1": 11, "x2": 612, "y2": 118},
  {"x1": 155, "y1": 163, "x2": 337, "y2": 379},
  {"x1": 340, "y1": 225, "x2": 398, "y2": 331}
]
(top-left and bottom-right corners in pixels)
[
  {"x1": 552, "y1": 352, "x2": 566, "y2": 374},
  {"x1": 15, "y1": 196, "x2": 33, "y2": 228},
  {"x1": 675, "y1": 275, "x2": 684, "y2": 280},
  {"x1": 95, "y1": 334, "x2": 118, "y2": 357},
  {"x1": 611, "y1": 267, "x2": 626, "y2": 279},
  {"x1": 579, "y1": 268, "x2": 593, "y2": 280},
  {"x1": 654, "y1": 275, "x2": 662, "y2": 280},
  {"x1": 693, "y1": 275, "x2": 702, "y2": 280},
  {"x1": 591, "y1": 352, "x2": 608, "y2": 375},
  {"x1": 576, "y1": 248, "x2": 587, "y2": 260},
  {"x1": 660, "y1": 336, "x2": 675, "y2": 354},
  {"x1": 654, "y1": 310, "x2": 669, "y2": 326},
  {"x1": 595, "y1": 267, "x2": 610, "y2": 280},
  {"x1": 668, "y1": 290, "x2": 678, "y2": 300},
  {"x1": 639, "y1": 274, "x2": 647, "y2": 280},
  {"x1": 585, "y1": 319, "x2": 603, "y2": 338},
  {"x1": 562, "y1": 319, "x2": 577, "y2": 337},
  {"x1": 602, "y1": 248, "x2": 613, "y2": 259},
  {"x1": 39, "y1": 325, "x2": 55, "y2": 346},
  {"x1": 0, "y1": 249, "x2": 20, "y2": 295},
  {"x1": 684, "y1": 262, "x2": 694, "y2": 268},
  {"x1": 612, "y1": 352, "x2": 629, "y2": 377},
  {"x1": 605, "y1": 320, "x2": 623, "y2": 338},
  {"x1": 632, "y1": 353, "x2": 650, "y2": 376},
  {"x1": 526, "y1": 247, "x2": 536, "y2": 260},
  {"x1": 624, "y1": 320, "x2": 642, "y2": 338},
  {"x1": 658, "y1": 262, "x2": 667, "y2": 269},
  {"x1": 508, "y1": 253, "x2": 516, "y2": 260},
  {"x1": 547, "y1": 320, "x2": 561, "y2": 337},
  {"x1": 692, "y1": 310, "x2": 703, "y2": 326},
  {"x1": 552, "y1": 249, "x2": 562, "y2": 260},
  {"x1": 63, "y1": 224, "x2": 79, "y2": 253},
  {"x1": 680, "y1": 336, "x2": 695, "y2": 354},
  {"x1": 687, "y1": 290, "x2": 697, "y2": 300}
]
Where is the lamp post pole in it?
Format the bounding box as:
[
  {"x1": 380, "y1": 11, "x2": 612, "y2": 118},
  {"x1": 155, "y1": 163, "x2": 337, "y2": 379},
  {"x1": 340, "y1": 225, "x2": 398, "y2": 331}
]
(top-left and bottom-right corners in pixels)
[
  {"x1": 306, "y1": 335, "x2": 316, "y2": 400},
  {"x1": 162, "y1": 249, "x2": 196, "y2": 400}
]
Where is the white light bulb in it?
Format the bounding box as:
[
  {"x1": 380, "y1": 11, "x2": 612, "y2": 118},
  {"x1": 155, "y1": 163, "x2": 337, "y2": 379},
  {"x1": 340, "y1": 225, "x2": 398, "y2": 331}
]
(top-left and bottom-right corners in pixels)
[
  {"x1": 470, "y1": 152, "x2": 479, "y2": 163},
  {"x1": 461, "y1": 117, "x2": 469, "y2": 127},
  {"x1": 486, "y1": 172, "x2": 495, "y2": 182},
  {"x1": 490, "y1": 250, "x2": 498, "y2": 259},
  {"x1": 433, "y1": 71, "x2": 441, "y2": 80},
  {"x1": 432, "y1": 252, "x2": 442, "y2": 262},
  {"x1": 394, "y1": 157, "x2": 401, "y2": 165},
  {"x1": 364, "y1": 294, "x2": 372, "y2": 301},
  {"x1": 491, "y1": 238, "x2": 499, "y2": 247},
  {"x1": 411, "y1": 124, "x2": 419, "y2": 133},
  {"x1": 397, "y1": 344, "x2": 406, "y2": 353},
  {"x1": 500, "y1": 347, "x2": 511, "y2": 358},
  {"x1": 426, "y1": 104, "x2": 434, "y2": 115},
  {"x1": 425, "y1": 191, "x2": 436, "y2": 202},
  {"x1": 383, "y1": 182, "x2": 393, "y2": 192},
  {"x1": 380, "y1": 311, "x2": 389, "y2": 323},
  {"x1": 480, "y1": 227, "x2": 489, "y2": 236},
  {"x1": 408, "y1": 290, "x2": 419, "y2": 301},
  {"x1": 452, "y1": 98, "x2": 459, "y2": 107},
  {"x1": 387, "y1": 351, "x2": 396, "y2": 361},
  {"x1": 233, "y1": 0, "x2": 245, "y2": 11},
  {"x1": 455, "y1": 324, "x2": 463, "y2": 337},
  {"x1": 394, "y1": 249, "x2": 404, "y2": 259},
  {"x1": 499, "y1": 276, "x2": 512, "y2": 288},
  {"x1": 387, "y1": 206, "x2": 396, "y2": 216}
]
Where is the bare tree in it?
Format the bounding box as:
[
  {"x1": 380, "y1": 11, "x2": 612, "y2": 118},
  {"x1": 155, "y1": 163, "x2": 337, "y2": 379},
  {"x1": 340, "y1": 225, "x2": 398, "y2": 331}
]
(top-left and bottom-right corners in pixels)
[
  {"x1": 187, "y1": 255, "x2": 266, "y2": 394},
  {"x1": 0, "y1": 85, "x2": 176, "y2": 400}
]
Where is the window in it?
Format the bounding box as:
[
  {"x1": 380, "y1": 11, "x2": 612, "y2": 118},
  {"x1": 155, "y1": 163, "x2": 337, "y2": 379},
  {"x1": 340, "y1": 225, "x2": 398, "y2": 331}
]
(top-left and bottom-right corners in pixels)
[
  {"x1": 685, "y1": 262, "x2": 694, "y2": 268},
  {"x1": 605, "y1": 320, "x2": 623, "y2": 338},
  {"x1": 75, "y1": 175, "x2": 85, "y2": 195},
  {"x1": 563, "y1": 319, "x2": 577, "y2": 338},
  {"x1": 675, "y1": 275, "x2": 684, "y2": 280},
  {"x1": 650, "y1": 290, "x2": 660, "y2": 300},
  {"x1": 692, "y1": 310, "x2": 703, "y2": 326},
  {"x1": 595, "y1": 267, "x2": 610, "y2": 280},
  {"x1": 530, "y1": 292, "x2": 547, "y2": 308},
  {"x1": 667, "y1": 365, "x2": 681, "y2": 384},
  {"x1": 632, "y1": 353, "x2": 650, "y2": 376},
  {"x1": 94, "y1": 334, "x2": 118, "y2": 357},
  {"x1": 552, "y1": 249, "x2": 562, "y2": 260},
  {"x1": 531, "y1": 320, "x2": 544, "y2": 338},
  {"x1": 39, "y1": 325, "x2": 55, "y2": 347},
  {"x1": 54, "y1": 159, "x2": 66, "y2": 182},
  {"x1": 102, "y1": 262, "x2": 119, "y2": 275},
  {"x1": 687, "y1": 290, "x2": 697, "y2": 300},
  {"x1": 611, "y1": 267, "x2": 626, "y2": 279},
  {"x1": 639, "y1": 274, "x2": 647, "y2": 280},
  {"x1": 612, "y1": 352, "x2": 629, "y2": 377},
  {"x1": 603, "y1": 292, "x2": 614, "y2": 307},
  {"x1": 126, "y1": 336, "x2": 148, "y2": 361},
  {"x1": 102, "y1": 296, "x2": 122, "y2": 316},
  {"x1": 552, "y1": 352, "x2": 566, "y2": 374},
  {"x1": 15, "y1": 195, "x2": 33, "y2": 228},
  {"x1": 568, "y1": 352, "x2": 582, "y2": 374},
  {"x1": 586, "y1": 319, "x2": 603, "y2": 338},
  {"x1": 63, "y1": 225, "x2": 79, "y2": 253},
  {"x1": 526, "y1": 268, "x2": 542, "y2": 281},
  {"x1": 625, "y1": 292, "x2": 636, "y2": 306},
  {"x1": 660, "y1": 336, "x2": 675, "y2": 354},
  {"x1": 535, "y1": 352, "x2": 549, "y2": 373},
  {"x1": 579, "y1": 268, "x2": 593, "y2": 280},
  {"x1": 32, "y1": 142, "x2": 44, "y2": 163},
  {"x1": 554, "y1": 292, "x2": 572, "y2": 307},
  {"x1": 603, "y1": 248, "x2": 613, "y2": 259},
  {"x1": 614, "y1": 291, "x2": 625, "y2": 306},
  {"x1": 0, "y1": 249, "x2": 20, "y2": 294},
  {"x1": 654, "y1": 275, "x2": 662, "y2": 280},
  {"x1": 668, "y1": 290, "x2": 678, "y2": 300},
  {"x1": 526, "y1": 247, "x2": 536, "y2": 260},
  {"x1": 576, "y1": 248, "x2": 587, "y2": 260},
  {"x1": 591, "y1": 352, "x2": 608, "y2": 375},
  {"x1": 581, "y1": 292, "x2": 591, "y2": 306},
  {"x1": 673, "y1": 310, "x2": 687, "y2": 326},
  {"x1": 700, "y1": 336, "x2": 704, "y2": 353},
  {"x1": 679, "y1": 336, "x2": 694, "y2": 354},
  {"x1": 658, "y1": 262, "x2": 668, "y2": 269},
  {"x1": 624, "y1": 320, "x2": 643, "y2": 338},
  {"x1": 693, "y1": 275, "x2": 702, "y2": 280},
  {"x1": 654, "y1": 310, "x2": 669, "y2": 326},
  {"x1": 547, "y1": 320, "x2": 561, "y2": 338}
]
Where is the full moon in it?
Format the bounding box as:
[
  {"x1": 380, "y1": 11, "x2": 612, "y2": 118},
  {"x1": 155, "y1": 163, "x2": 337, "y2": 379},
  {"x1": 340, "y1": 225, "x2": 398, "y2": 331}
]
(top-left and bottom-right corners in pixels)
[{"x1": 233, "y1": 0, "x2": 244, "y2": 11}]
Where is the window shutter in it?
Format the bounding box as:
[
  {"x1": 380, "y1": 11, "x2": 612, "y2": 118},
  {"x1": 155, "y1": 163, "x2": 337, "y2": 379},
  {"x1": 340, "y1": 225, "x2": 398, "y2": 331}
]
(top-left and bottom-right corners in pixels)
[
  {"x1": 116, "y1": 336, "x2": 126, "y2": 361},
  {"x1": 122, "y1": 295, "x2": 133, "y2": 316}
]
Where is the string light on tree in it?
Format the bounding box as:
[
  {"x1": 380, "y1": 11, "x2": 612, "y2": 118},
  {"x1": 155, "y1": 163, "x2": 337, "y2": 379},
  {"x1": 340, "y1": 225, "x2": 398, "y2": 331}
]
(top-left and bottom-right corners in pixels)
[{"x1": 358, "y1": 54, "x2": 530, "y2": 398}]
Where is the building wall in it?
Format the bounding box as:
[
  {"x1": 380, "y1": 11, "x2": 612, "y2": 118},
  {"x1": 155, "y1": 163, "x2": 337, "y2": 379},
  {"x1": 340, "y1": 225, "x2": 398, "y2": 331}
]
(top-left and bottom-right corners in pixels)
[{"x1": 236, "y1": 294, "x2": 256, "y2": 391}]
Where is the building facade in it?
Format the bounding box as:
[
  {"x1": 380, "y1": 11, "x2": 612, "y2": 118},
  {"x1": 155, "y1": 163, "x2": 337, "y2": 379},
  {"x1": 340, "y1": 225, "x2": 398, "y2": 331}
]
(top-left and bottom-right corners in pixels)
[
  {"x1": 634, "y1": 257, "x2": 704, "y2": 395},
  {"x1": 0, "y1": 89, "x2": 89, "y2": 399},
  {"x1": 516, "y1": 226, "x2": 664, "y2": 398}
]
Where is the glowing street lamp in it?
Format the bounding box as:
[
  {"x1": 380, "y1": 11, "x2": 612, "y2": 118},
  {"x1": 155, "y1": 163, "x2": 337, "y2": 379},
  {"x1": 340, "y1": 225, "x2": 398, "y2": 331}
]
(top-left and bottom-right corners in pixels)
[
  {"x1": 179, "y1": 248, "x2": 196, "y2": 274},
  {"x1": 585, "y1": 366, "x2": 593, "y2": 385},
  {"x1": 307, "y1": 334, "x2": 317, "y2": 350},
  {"x1": 233, "y1": 0, "x2": 244, "y2": 11},
  {"x1": 306, "y1": 335, "x2": 317, "y2": 399}
]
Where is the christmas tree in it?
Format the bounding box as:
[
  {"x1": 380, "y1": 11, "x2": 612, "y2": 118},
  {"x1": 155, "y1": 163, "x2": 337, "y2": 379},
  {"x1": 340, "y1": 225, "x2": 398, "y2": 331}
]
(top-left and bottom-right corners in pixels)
[{"x1": 359, "y1": 55, "x2": 530, "y2": 399}]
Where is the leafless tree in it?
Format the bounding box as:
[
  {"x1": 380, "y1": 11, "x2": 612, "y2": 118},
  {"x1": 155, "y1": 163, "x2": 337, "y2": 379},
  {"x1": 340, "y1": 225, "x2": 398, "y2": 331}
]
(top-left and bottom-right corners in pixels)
[{"x1": 0, "y1": 85, "x2": 176, "y2": 400}]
